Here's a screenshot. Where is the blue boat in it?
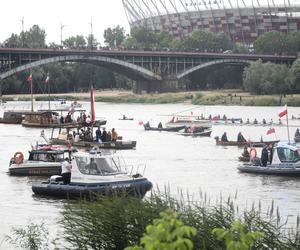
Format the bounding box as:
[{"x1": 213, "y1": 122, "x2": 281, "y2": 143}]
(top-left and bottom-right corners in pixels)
[{"x1": 32, "y1": 150, "x2": 152, "y2": 199}]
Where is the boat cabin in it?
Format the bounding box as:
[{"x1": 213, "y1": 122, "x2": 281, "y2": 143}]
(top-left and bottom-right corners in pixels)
[
  {"x1": 0, "y1": 110, "x2": 31, "y2": 124},
  {"x1": 71, "y1": 151, "x2": 129, "y2": 183},
  {"x1": 22, "y1": 111, "x2": 60, "y2": 125},
  {"x1": 272, "y1": 143, "x2": 300, "y2": 164},
  {"x1": 28, "y1": 149, "x2": 66, "y2": 162}
]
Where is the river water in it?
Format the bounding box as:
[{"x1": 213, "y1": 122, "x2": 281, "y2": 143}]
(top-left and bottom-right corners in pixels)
[{"x1": 1, "y1": 101, "x2": 300, "y2": 246}]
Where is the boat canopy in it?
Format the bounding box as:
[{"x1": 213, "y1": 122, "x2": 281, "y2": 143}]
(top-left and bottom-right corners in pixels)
[{"x1": 272, "y1": 143, "x2": 300, "y2": 164}]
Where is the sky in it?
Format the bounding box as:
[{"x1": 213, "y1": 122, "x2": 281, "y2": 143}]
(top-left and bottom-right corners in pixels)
[{"x1": 0, "y1": 0, "x2": 130, "y2": 45}]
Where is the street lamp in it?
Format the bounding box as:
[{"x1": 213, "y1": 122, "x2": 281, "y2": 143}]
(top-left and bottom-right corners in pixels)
[
  {"x1": 88, "y1": 18, "x2": 93, "y2": 50},
  {"x1": 20, "y1": 16, "x2": 24, "y2": 47},
  {"x1": 60, "y1": 23, "x2": 65, "y2": 48}
]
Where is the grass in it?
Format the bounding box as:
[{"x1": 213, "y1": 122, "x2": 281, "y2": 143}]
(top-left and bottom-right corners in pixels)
[{"x1": 3, "y1": 91, "x2": 300, "y2": 106}]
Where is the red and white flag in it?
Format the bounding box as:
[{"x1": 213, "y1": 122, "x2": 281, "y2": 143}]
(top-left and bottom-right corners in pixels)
[
  {"x1": 45, "y1": 74, "x2": 50, "y2": 84},
  {"x1": 266, "y1": 127, "x2": 275, "y2": 135},
  {"x1": 27, "y1": 73, "x2": 32, "y2": 81},
  {"x1": 278, "y1": 104, "x2": 288, "y2": 118},
  {"x1": 90, "y1": 85, "x2": 95, "y2": 127}
]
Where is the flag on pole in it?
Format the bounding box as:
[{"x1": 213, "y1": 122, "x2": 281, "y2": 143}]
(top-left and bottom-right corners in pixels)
[
  {"x1": 266, "y1": 127, "x2": 275, "y2": 135},
  {"x1": 90, "y1": 85, "x2": 95, "y2": 127},
  {"x1": 27, "y1": 73, "x2": 32, "y2": 81},
  {"x1": 45, "y1": 74, "x2": 50, "y2": 84},
  {"x1": 278, "y1": 104, "x2": 288, "y2": 118}
]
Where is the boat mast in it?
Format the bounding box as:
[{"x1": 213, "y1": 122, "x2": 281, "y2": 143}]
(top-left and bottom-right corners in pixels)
[{"x1": 46, "y1": 73, "x2": 50, "y2": 110}]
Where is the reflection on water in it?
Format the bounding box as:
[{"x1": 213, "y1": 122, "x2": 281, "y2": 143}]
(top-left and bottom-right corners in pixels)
[{"x1": 1, "y1": 101, "x2": 300, "y2": 243}]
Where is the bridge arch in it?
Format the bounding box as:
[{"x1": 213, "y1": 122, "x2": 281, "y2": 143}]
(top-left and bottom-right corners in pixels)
[
  {"x1": 177, "y1": 59, "x2": 252, "y2": 79},
  {"x1": 0, "y1": 55, "x2": 162, "y2": 81}
]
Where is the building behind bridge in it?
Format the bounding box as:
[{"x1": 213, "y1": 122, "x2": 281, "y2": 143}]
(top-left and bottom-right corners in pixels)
[{"x1": 123, "y1": 0, "x2": 300, "y2": 46}]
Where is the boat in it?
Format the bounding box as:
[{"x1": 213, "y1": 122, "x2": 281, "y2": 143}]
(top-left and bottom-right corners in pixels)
[
  {"x1": 215, "y1": 136, "x2": 279, "y2": 147},
  {"x1": 143, "y1": 124, "x2": 185, "y2": 132},
  {"x1": 21, "y1": 109, "x2": 106, "y2": 128},
  {"x1": 178, "y1": 127, "x2": 212, "y2": 137},
  {"x1": 0, "y1": 110, "x2": 31, "y2": 124},
  {"x1": 237, "y1": 142, "x2": 300, "y2": 176},
  {"x1": 165, "y1": 115, "x2": 212, "y2": 129},
  {"x1": 32, "y1": 150, "x2": 152, "y2": 199},
  {"x1": 8, "y1": 145, "x2": 74, "y2": 176},
  {"x1": 55, "y1": 99, "x2": 82, "y2": 110},
  {"x1": 118, "y1": 115, "x2": 134, "y2": 121}
]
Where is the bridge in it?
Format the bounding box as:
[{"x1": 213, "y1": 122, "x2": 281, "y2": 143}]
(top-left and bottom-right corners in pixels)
[{"x1": 0, "y1": 48, "x2": 296, "y2": 93}]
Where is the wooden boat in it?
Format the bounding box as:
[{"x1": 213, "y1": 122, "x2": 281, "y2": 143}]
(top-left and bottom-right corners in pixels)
[
  {"x1": 8, "y1": 145, "x2": 73, "y2": 176},
  {"x1": 21, "y1": 110, "x2": 106, "y2": 128},
  {"x1": 143, "y1": 124, "x2": 185, "y2": 132},
  {"x1": 237, "y1": 143, "x2": 300, "y2": 176},
  {"x1": 0, "y1": 110, "x2": 31, "y2": 124},
  {"x1": 178, "y1": 128, "x2": 212, "y2": 137},
  {"x1": 215, "y1": 136, "x2": 279, "y2": 147},
  {"x1": 32, "y1": 150, "x2": 152, "y2": 199}
]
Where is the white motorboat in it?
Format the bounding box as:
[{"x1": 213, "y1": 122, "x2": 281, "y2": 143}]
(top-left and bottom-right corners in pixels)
[
  {"x1": 32, "y1": 149, "x2": 152, "y2": 199},
  {"x1": 9, "y1": 145, "x2": 72, "y2": 176},
  {"x1": 237, "y1": 142, "x2": 300, "y2": 176}
]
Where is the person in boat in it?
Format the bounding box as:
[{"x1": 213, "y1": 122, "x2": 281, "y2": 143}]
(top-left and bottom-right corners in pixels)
[
  {"x1": 237, "y1": 132, "x2": 246, "y2": 142},
  {"x1": 262, "y1": 118, "x2": 266, "y2": 124},
  {"x1": 222, "y1": 114, "x2": 227, "y2": 120},
  {"x1": 61, "y1": 157, "x2": 72, "y2": 184},
  {"x1": 278, "y1": 119, "x2": 282, "y2": 125},
  {"x1": 253, "y1": 118, "x2": 258, "y2": 124},
  {"x1": 60, "y1": 116, "x2": 64, "y2": 124},
  {"x1": 246, "y1": 118, "x2": 250, "y2": 124},
  {"x1": 231, "y1": 118, "x2": 235, "y2": 124},
  {"x1": 292, "y1": 115, "x2": 296, "y2": 119},
  {"x1": 111, "y1": 128, "x2": 118, "y2": 141},
  {"x1": 83, "y1": 112, "x2": 87, "y2": 123},
  {"x1": 242, "y1": 146, "x2": 250, "y2": 158},
  {"x1": 88, "y1": 158, "x2": 99, "y2": 175},
  {"x1": 158, "y1": 122, "x2": 163, "y2": 129},
  {"x1": 208, "y1": 114, "x2": 212, "y2": 120},
  {"x1": 295, "y1": 128, "x2": 300, "y2": 138},
  {"x1": 144, "y1": 121, "x2": 150, "y2": 128},
  {"x1": 221, "y1": 132, "x2": 228, "y2": 142},
  {"x1": 101, "y1": 128, "x2": 107, "y2": 142},
  {"x1": 122, "y1": 114, "x2": 127, "y2": 120},
  {"x1": 85, "y1": 127, "x2": 92, "y2": 141},
  {"x1": 270, "y1": 118, "x2": 273, "y2": 124},
  {"x1": 240, "y1": 119, "x2": 243, "y2": 124},
  {"x1": 96, "y1": 127, "x2": 102, "y2": 142},
  {"x1": 261, "y1": 145, "x2": 269, "y2": 167},
  {"x1": 107, "y1": 131, "x2": 112, "y2": 141}
]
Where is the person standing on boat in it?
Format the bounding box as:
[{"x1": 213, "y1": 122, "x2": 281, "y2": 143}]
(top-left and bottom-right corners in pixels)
[
  {"x1": 158, "y1": 122, "x2": 163, "y2": 129},
  {"x1": 261, "y1": 146, "x2": 269, "y2": 167},
  {"x1": 61, "y1": 158, "x2": 72, "y2": 184},
  {"x1": 96, "y1": 127, "x2": 102, "y2": 142},
  {"x1": 295, "y1": 128, "x2": 300, "y2": 138},
  {"x1": 101, "y1": 128, "x2": 107, "y2": 142},
  {"x1": 111, "y1": 128, "x2": 118, "y2": 141},
  {"x1": 107, "y1": 131, "x2": 112, "y2": 141}
]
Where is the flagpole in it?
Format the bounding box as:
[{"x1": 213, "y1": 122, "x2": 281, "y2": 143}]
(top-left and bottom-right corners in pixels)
[
  {"x1": 30, "y1": 70, "x2": 33, "y2": 112},
  {"x1": 286, "y1": 110, "x2": 290, "y2": 144},
  {"x1": 47, "y1": 73, "x2": 50, "y2": 110}
]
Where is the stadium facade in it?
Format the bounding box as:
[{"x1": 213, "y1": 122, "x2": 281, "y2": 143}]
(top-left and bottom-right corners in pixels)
[{"x1": 123, "y1": 0, "x2": 300, "y2": 45}]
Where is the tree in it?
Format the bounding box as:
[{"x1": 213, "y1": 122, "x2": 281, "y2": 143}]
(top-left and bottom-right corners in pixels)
[
  {"x1": 254, "y1": 31, "x2": 287, "y2": 55},
  {"x1": 63, "y1": 35, "x2": 86, "y2": 49},
  {"x1": 23, "y1": 25, "x2": 47, "y2": 48},
  {"x1": 288, "y1": 58, "x2": 300, "y2": 92},
  {"x1": 103, "y1": 25, "x2": 126, "y2": 47}
]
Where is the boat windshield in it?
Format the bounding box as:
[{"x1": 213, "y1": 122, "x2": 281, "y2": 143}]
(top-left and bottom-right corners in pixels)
[
  {"x1": 277, "y1": 147, "x2": 300, "y2": 163},
  {"x1": 29, "y1": 152, "x2": 64, "y2": 162},
  {"x1": 75, "y1": 155, "x2": 123, "y2": 175}
]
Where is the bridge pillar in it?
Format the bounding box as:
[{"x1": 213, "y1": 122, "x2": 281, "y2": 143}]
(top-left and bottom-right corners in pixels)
[{"x1": 133, "y1": 78, "x2": 178, "y2": 94}]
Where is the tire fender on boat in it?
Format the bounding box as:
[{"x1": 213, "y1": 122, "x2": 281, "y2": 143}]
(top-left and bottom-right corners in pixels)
[
  {"x1": 14, "y1": 152, "x2": 24, "y2": 164},
  {"x1": 250, "y1": 148, "x2": 257, "y2": 160}
]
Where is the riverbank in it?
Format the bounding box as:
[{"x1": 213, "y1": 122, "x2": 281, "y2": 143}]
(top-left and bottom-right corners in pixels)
[{"x1": 3, "y1": 89, "x2": 300, "y2": 106}]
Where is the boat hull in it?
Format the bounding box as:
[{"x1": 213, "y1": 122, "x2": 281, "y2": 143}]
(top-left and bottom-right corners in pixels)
[
  {"x1": 21, "y1": 119, "x2": 107, "y2": 128},
  {"x1": 215, "y1": 139, "x2": 279, "y2": 147},
  {"x1": 9, "y1": 164, "x2": 61, "y2": 176},
  {"x1": 237, "y1": 165, "x2": 300, "y2": 176},
  {"x1": 144, "y1": 125, "x2": 186, "y2": 132},
  {"x1": 51, "y1": 138, "x2": 137, "y2": 150},
  {"x1": 32, "y1": 178, "x2": 153, "y2": 199},
  {"x1": 178, "y1": 130, "x2": 212, "y2": 137}
]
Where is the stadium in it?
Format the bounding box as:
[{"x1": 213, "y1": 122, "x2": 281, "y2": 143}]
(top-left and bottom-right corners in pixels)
[{"x1": 123, "y1": 0, "x2": 300, "y2": 45}]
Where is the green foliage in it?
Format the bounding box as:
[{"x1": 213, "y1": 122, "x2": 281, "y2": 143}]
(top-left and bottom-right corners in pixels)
[
  {"x1": 125, "y1": 209, "x2": 197, "y2": 250},
  {"x1": 5, "y1": 222, "x2": 51, "y2": 250},
  {"x1": 103, "y1": 25, "x2": 126, "y2": 47},
  {"x1": 63, "y1": 35, "x2": 86, "y2": 49},
  {"x1": 243, "y1": 60, "x2": 290, "y2": 95},
  {"x1": 212, "y1": 221, "x2": 264, "y2": 250}
]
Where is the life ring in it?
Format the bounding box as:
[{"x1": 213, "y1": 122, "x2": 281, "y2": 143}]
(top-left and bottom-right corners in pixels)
[
  {"x1": 249, "y1": 148, "x2": 257, "y2": 160},
  {"x1": 14, "y1": 152, "x2": 24, "y2": 164}
]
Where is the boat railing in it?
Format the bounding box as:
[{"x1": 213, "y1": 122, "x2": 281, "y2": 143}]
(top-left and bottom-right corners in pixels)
[{"x1": 129, "y1": 164, "x2": 147, "y2": 176}]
